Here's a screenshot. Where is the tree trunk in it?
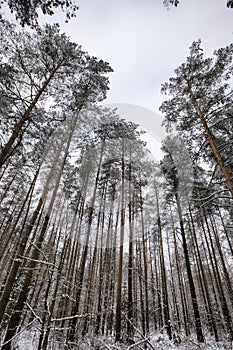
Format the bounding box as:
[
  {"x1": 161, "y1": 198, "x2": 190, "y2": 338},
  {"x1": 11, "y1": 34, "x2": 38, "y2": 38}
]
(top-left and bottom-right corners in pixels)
[
  {"x1": 0, "y1": 169, "x2": 41, "y2": 323},
  {"x1": 191, "y1": 96, "x2": 233, "y2": 198},
  {"x1": 67, "y1": 142, "x2": 105, "y2": 346},
  {"x1": 127, "y1": 160, "x2": 134, "y2": 342},
  {"x1": 0, "y1": 66, "x2": 60, "y2": 168},
  {"x1": 2, "y1": 105, "x2": 82, "y2": 349},
  {"x1": 155, "y1": 186, "x2": 172, "y2": 339},
  {"x1": 202, "y1": 208, "x2": 233, "y2": 340},
  {"x1": 140, "y1": 186, "x2": 150, "y2": 338},
  {"x1": 175, "y1": 191, "x2": 204, "y2": 343},
  {"x1": 115, "y1": 143, "x2": 125, "y2": 342}
]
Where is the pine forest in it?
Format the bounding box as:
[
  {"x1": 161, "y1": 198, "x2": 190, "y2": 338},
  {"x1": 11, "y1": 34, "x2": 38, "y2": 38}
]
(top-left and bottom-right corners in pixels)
[{"x1": 0, "y1": 4, "x2": 233, "y2": 350}]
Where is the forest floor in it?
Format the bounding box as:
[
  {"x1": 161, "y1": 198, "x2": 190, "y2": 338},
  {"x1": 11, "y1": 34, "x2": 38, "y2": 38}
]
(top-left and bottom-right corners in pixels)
[
  {"x1": 13, "y1": 332, "x2": 233, "y2": 350},
  {"x1": 78, "y1": 335, "x2": 233, "y2": 350}
]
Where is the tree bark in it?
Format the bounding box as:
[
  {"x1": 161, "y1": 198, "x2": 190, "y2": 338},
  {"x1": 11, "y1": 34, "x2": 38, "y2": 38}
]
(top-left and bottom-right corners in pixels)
[
  {"x1": 191, "y1": 96, "x2": 233, "y2": 198},
  {"x1": 175, "y1": 191, "x2": 204, "y2": 343},
  {"x1": 155, "y1": 186, "x2": 172, "y2": 339},
  {"x1": 115, "y1": 143, "x2": 125, "y2": 342}
]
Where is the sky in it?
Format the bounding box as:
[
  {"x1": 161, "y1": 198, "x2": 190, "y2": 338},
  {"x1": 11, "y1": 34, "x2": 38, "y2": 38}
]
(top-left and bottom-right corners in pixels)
[
  {"x1": 39, "y1": 0, "x2": 233, "y2": 111},
  {"x1": 37, "y1": 0, "x2": 232, "y2": 160}
]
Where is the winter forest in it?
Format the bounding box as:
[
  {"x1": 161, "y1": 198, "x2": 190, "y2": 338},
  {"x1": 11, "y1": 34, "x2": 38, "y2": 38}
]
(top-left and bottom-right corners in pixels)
[{"x1": 0, "y1": 1, "x2": 233, "y2": 349}]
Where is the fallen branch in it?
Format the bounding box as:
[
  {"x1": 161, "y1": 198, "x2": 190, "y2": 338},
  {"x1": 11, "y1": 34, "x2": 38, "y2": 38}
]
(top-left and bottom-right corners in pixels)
[
  {"x1": 25, "y1": 302, "x2": 43, "y2": 324},
  {"x1": 51, "y1": 308, "x2": 110, "y2": 322},
  {"x1": 51, "y1": 312, "x2": 96, "y2": 322},
  {"x1": 124, "y1": 315, "x2": 156, "y2": 350},
  {"x1": 0, "y1": 318, "x2": 37, "y2": 347},
  {"x1": 22, "y1": 256, "x2": 58, "y2": 269},
  {"x1": 127, "y1": 338, "x2": 150, "y2": 349},
  {"x1": 189, "y1": 338, "x2": 204, "y2": 349},
  {"x1": 98, "y1": 339, "x2": 113, "y2": 350}
]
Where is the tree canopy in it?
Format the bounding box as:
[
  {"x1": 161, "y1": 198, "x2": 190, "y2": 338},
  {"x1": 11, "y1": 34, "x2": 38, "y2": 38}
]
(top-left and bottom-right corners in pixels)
[
  {"x1": 160, "y1": 40, "x2": 233, "y2": 198},
  {"x1": 0, "y1": 0, "x2": 79, "y2": 27},
  {"x1": 163, "y1": 0, "x2": 233, "y2": 9}
]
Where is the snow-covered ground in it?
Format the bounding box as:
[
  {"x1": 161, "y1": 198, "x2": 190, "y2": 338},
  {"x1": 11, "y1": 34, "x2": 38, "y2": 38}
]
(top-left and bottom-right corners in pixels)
[{"x1": 10, "y1": 332, "x2": 233, "y2": 350}]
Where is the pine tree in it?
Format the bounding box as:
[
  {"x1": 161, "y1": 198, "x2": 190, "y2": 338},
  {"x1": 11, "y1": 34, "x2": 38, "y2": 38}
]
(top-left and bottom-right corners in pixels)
[{"x1": 160, "y1": 41, "x2": 233, "y2": 198}]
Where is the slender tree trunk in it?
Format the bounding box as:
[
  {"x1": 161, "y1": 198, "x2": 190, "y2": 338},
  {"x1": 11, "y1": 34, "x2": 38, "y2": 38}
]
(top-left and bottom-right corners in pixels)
[
  {"x1": 202, "y1": 208, "x2": 233, "y2": 340},
  {"x1": 209, "y1": 213, "x2": 233, "y2": 308},
  {"x1": 2, "y1": 105, "x2": 83, "y2": 349},
  {"x1": 107, "y1": 204, "x2": 120, "y2": 336},
  {"x1": 94, "y1": 183, "x2": 110, "y2": 336},
  {"x1": 67, "y1": 142, "x2": 105, "y2": 346},
  {"x1": 115, "y1": 143, "x2": 125, "y2": 342},
  {"x1": 0, "y1": 173, "x2": 17, "y2": 205},
  {"x1": 137, "y1": 241, "x2": 146, "y2": 338},
  {"x1": 173, "y1": 225, "x2": 190, "y2": 336},
  {"x1": 62, "y1": 178, "x2": 89, "y2": 321},
  {"x1": 218, "y1": 208, "x2": 233, "y2": 257},
  {"x1": 147, "y1": 234, "x2": 158, "y2": 332},
  {"x1": 39, "y1": 210, "x2": 69, "y2": 350},
  {"x1": 59, "y1": 195, "x2": 86, "y2": 332},
  {"x1": 166, "y1": 229, "x2": 181, "y2": 334},
  {"x1": 153, "y1": 237, "x2": 163, "y2": 331},
  {"x1": 169, "y1": 205, "x2": 187, "y2": 334},
  {"x1": 101, "y1": 187, "x2": 116, "y2": 336},
  {"x1": 175, "y1": 191, "x2": 204, "y2": 342},
  {"x1": 188, "y1": 206, "x2": 219, "y2": 341},
  {"x1": 36, "y1": 193, "x2": 67, "y2": 350},
  {"x1": 199, "y1": 216, "x2": 228, "y2": 336},
  {"x1": 191, "y1": 95, "x2": 233, "y2": 198},
  {"x1": 155, "y1": 186, "x2": 172, "y2": 339},
  {"x1": 140, "y1": 184, "x2": 150, "y2": 338},
  {"x1": 0, "y1": 66, "x2": 60, "y2": 168},
  {"x1": 0, "y1": 186, "x2": 20, "y2": 232},
  {"x1": 0, "y1": 172, "x2": 38, "y2": 263},
  {"x1": 0, "y1": 168, "x2": 41, "y2": 323},
  {"x1": 127, "y1": 160, "x2": 134, "y2": 342},
  {"x1": 93, "y1": 197, "x2": 107, "y2": 335}
]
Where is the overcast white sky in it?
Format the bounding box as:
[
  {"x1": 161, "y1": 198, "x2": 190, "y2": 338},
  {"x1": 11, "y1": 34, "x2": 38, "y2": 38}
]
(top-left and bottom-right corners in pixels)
[
  {"x1": 40, "y1": 0, "x2": 233, "y2": 112},
  {"x1": 39, "y1": 0, "x2": 232, "y2": 160}
]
